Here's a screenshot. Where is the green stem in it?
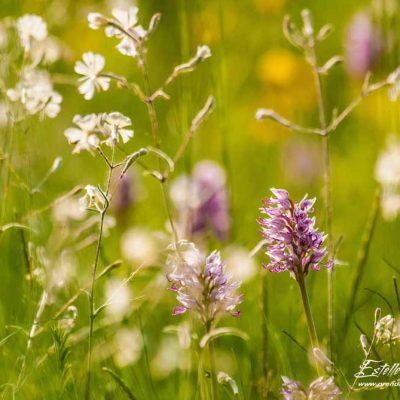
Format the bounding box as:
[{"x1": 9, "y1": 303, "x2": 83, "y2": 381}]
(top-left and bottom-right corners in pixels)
[
  {"x1": 297, "y1": 272, "x2": 319, "y2": 351},
  {"x1": 308, "y1": 40, "x2": 334, "y2": 359},
  {"x1": 138, "y1": 49, "x2": 180, "y2": 245},
  {"x1": 85, "y1": 145, "x2": 115, "y2": 400}
]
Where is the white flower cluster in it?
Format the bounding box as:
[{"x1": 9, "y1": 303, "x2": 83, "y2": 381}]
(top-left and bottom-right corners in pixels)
[
  {"x1": 375, "y1": 135, "x2": 400, "y2": 220},
  {"x1": 7, "y1": 69, "x2": 62, "y2": 118},
  {"x1": 6, "y1": 14, "x2": 63, "y2": 118},
  {"x1": 64, "y1": 111, "x2": 133, "y2": 153},
  {"x1": 88, "y1": 7, "x2": 147, "y2": 58},
  {"x1": 375, "y1": 314, "x2": 400, "y2": 344}
]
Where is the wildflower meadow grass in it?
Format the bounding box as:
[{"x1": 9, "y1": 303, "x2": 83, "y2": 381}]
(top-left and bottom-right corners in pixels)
[{"x1": 1, "y1": 0, "x2": 400, "y2": 399}]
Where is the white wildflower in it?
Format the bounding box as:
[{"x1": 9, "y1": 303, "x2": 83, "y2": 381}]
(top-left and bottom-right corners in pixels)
[
  {"x1": 88, "y1": 12, "x2": 108, "y2": 30},
  {"x1": 104, "y1": 278, "x2": 133, "y2": 321},
  {"x1": 113, "y1": 327, "x2": 143, "y2": 367},
  {"x1": 7, "y1": 69, "x2": 62, "y2": 118},
  {"x1": 79, "y1": 185, "x2": 106, "y2": 212},
  {"x1": 74, "y1": 52, "x2": 110, "y2": 100},
  {"x1": 223, "y1": 245, "x2": 257, "y2": 282},
  {"x1": 64, "y1": 114, "x2": 100, "y2": 154},
  {"x1": 375, "y1": 314, "x2": 400, "y2": 343},
  {"x1": 52, "y1": 197, "x2": 87, "y2": 223},
  {"x1": 375, "y1": 135, "x2": 400, "y2": 220},
  {"x1": 94, "y1": 7, "x2": 146, "y2": 57},
  {"x1": 100, "y1": 111, "x2": 133, "y2": 145},
  {"x1": 17, "y1": 14, "x2": 47, "y2": 51},
  {"x1": 121, "y1": 228, "x2": 160, "y2": 267}
]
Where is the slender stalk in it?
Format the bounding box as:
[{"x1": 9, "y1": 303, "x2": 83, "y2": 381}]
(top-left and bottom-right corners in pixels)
[
  {"x1": 202, "y1": 321, "x2": 218, "y2": 400},
  {"x1": 307, "y1": 37, "x2": 334, "y2": 359},
  {"x1": 15, "y1": 290, "x2": 49, "y2": 393},
  {"x1": 138, "y1": 48, "x2": 180, "y2": 245},
  {"x1": 259, "y1": 270, "x2": 269, "y2": 399},
  {"x1": 296, "y1": 272, "x2": 319, "y2": 350},
  {"x1": 343, "y1": 189, "x2": 380, "y2": 337},
  {"x1": 85, "y1": 145, "x2": 115, "y2": 400}
]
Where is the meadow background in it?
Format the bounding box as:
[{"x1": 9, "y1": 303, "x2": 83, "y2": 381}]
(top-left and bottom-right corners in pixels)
[{"x1": 1, "y1": 0, "x2": 400, "y2": 398}]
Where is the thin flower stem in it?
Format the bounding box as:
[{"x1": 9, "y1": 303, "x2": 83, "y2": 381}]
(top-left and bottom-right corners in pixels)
[
  {"x1": 15, "y1": 290, "x2": 49, "y2": 393},
  {"x1": 259, "y1": 269, "x2": 269, "y2": 399},
  {"x1": 307, "y1": 40, "x2": 334, "y2": 360},
  {"x1": 85, "y1": 144, "x2": 115, "y2": 400},
  {"x1": 343, "y1": 188, "x2": 380, "y2": 338},
  {"x1": 297, "y1": 272, "x2": 319, "y2": 350},
  {"x1": 138, "y1": 48, "x2": 180, "y2": 245},
  {"x1": 296, "y1": 271, "x2": 323, "y2": 376}
]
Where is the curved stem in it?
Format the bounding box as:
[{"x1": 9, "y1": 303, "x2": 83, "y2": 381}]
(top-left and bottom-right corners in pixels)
[
  {"x1": 138, "y1": 48, "x2": 180, "y2": 245},
  {"x1": 85, "y1": 144, "x2": 115, "y2": 400}
]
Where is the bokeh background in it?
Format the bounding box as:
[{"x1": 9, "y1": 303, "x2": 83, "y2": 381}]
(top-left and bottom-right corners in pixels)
[{"x1": 1, "y1": 0, "x2": 400, "y2": 398}]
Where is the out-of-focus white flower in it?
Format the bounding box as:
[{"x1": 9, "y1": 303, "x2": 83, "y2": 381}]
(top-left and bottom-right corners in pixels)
[
  {"x1": 121, "y1": 228, "x2": 160, "y2": 267},
  {"x1": 74, "y1": 52, "x2": 110, "y2": 100},
  {"x1": 281, "y1": 376, "x2": 341, "y2": 399},
  {"x1": 50, "y1": 250, "x2": 77, "y2": 289},
  {"x1": 0, "y1": 23, "x2": 8, "y2": 50},
  {"x1": 79, "y1": 185, "x2": 107, "y2": 212},
  {"x1": 375, "y1": 314, "x2": 400, "y2": 343},
  {"x1": 375, "y1": 136, "x2": 400, "y2": 186},
  {"x1": 100, "y1": 112, "x2": 133, "y2": 145},
  {"x1": 7, "y1": 69, "x2": 62, "y2": 118},
  {"x1": 88, "y1": 13, "x2": 108, "y2": 30},
  {"x1": 52, "y1": 197, "x2": 87, "y2": 223},
  {"x1": 104, "y1": 7, "x2": 146, "y2": 58},
  {"x1": 104, "y1": 278, "x2": 133, "y2": 321},
  {"x1": 151, "y1": 337, "x2": 183, "y2": 378},
  {"x1": 31, "y1": 36, "x2": 64, "y2": 65},
  {"x1": 217, "y1": 372, "x2": 239, "y2": 396},
  {"x1": 0, "y1": 101, "x2": 9, "y2": 127},
  {"x1": 17, "y1": 14, "x2": 47, "y2": 51},
  {"x1": 375, "y1": 135, "x2": 400, "y2": 220},
  {"x1": 196, "y1": 45, "x2": 212, "y2": 61},
  {"x1": 223, "y1": 245, "x2": 257, "y2": 282},
  {"x1": 59, "y1": 305, "x2": 78, "y2": 331},
  {"x1": 113, "y1": 327, "x2": 143, "y2": 367},
  {"x1": 64, "y1": 114, "x2": 100, "y2": 154},
  {"x1": 388, "y1": 68, "x2": 400, "y2": 102}
]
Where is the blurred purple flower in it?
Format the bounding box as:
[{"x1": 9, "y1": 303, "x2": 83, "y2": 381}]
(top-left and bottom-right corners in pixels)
[
  {"x1": 112, "y1": 173, "x2": 135, "y2": 217},
  {"x1": 345, "y1": 12, "x2": 381, "y2": 79},
  {"x1": 170, "y1": 160, "x2": 230, "y2": 241},
  {"x1": 167, "y1": 241, "x2": 242, "y2": 325},
  {"x1": 257, "y1": 188, "x2": 329, "y2": 278},
  {"x1": 281, "y1": 376, "x2": 341, "y2": 400}
]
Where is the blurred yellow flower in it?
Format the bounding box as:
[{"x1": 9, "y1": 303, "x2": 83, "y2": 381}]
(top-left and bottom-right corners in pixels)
[
  {"x1": 254, "y1": 0, "x2": 285, "y2": 14},
  {"x1": 257, "y1": 48, "x2": 301, "y2": 87}
]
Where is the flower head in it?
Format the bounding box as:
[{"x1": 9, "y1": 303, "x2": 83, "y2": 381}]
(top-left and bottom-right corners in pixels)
[
  {"x1": 80, "y1": 185, "x2": 107, "y2": 212},
  {"x1": 375, "y1": 135, "x2": 400, "y2": 220},
  {"x1": 89, "y1": 7, "x2": 146, "y2": 58},
  {"x1": 170, "y1": 160, "x2": 230, "y2": 241},
  {"x1": 167, "y1": 241, "x2": 242, "y2": 324},
  {"x1": 17, "y1": 14, "x2": 47, "y2": 51},
  {"x1": 74, "y1": 52, "x2": 110, "y2": 100},
  {"x1": 281, "y1": 376, "x2": 340, "y2": 400},
  {"x1": 7, "y1": 69, "x2": 62, "y2": 118},
  {"x1": 64, "y1": 114, "x2": 100, "y2": 154},
  {"x1": 375, "y1": 314, "x2": 400, "y2": 344},
  {"x1": 100, "y1": 112, "x2": 134, "y2": 145},
  {"x1": 345, "y1": 12, "x2": 381, "y2": 79},
  {"x1": 257, "y1": 188, "x2": 328, "y2": 278}
]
